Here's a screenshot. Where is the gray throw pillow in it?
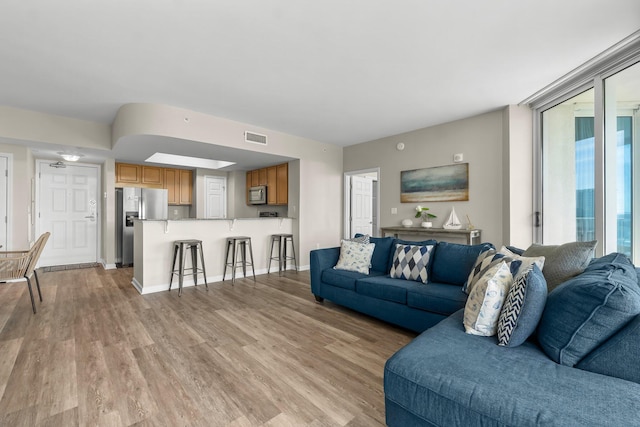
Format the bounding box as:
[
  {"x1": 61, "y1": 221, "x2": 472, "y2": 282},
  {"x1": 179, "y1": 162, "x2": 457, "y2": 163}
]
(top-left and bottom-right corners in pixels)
[{"x1": 522, "y1": 241, "x2": 597, "y2": 291}]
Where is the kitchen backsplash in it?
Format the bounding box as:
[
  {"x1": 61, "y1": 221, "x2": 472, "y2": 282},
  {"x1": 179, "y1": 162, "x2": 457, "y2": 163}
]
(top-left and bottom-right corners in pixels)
[{"x1": 169, "y1": 205, "x2": 191, "y2": 220}]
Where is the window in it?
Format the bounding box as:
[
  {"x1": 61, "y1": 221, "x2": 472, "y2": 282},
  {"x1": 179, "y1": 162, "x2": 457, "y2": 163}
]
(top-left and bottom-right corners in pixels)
[{"x1": 535, "y1": 59, "x2": 640, "y2": 262}]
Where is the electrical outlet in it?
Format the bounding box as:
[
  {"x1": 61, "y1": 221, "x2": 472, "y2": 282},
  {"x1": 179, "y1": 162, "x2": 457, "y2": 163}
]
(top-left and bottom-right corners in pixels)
[{"x1": 453, "y1": 153, "x2": 464, "y2": 163}]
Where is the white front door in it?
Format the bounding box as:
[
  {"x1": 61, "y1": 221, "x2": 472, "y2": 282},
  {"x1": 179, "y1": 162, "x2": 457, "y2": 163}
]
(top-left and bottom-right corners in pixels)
[
  {"x1": 0, "y1": 155, "x2": 8, "y2": 249},
  {"x1": 204, "y1": 176, "x2": 226, "y2": 218},
  {"x1": 38, "y1": 161, "x2": 99, "y2": 266},
  {"x1": 351, "y1": 176, "x2": 373, "y2": 236}
]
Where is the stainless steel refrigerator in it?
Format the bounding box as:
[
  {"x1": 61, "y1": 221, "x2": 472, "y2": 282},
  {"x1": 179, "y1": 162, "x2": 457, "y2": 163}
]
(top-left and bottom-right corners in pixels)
[{"x1": 116, "y1": 187, "x2": 168, "y2": 266}]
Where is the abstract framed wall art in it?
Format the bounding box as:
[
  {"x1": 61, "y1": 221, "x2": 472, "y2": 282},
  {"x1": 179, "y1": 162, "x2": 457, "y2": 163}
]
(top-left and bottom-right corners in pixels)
[{"x1": 401, "y1": 163, "x2": 469, "y2": 202}]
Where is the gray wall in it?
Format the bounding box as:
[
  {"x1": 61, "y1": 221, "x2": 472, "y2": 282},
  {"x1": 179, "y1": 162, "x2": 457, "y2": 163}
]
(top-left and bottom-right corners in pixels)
[{"x1": 344, "y1": 107, "x2": 533, "y2": 248}]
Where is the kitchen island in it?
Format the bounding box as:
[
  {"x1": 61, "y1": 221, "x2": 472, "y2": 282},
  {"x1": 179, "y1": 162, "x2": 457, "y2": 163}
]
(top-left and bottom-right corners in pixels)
[{"x1": 132, "y1": 217, "x2": 294, "y2": 294}]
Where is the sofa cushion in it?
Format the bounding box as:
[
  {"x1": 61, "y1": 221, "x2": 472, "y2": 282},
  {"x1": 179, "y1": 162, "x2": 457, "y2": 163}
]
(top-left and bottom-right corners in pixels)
[
  {"x1": 585, "y1": 252, "x2": 638, "y2": 279},
  {"x1": 576, "y1": 315, "x2": 640, "y2": 384},
  {"x1": 406, "y1": 282, "x2": 468, "y2": 316},
  {"x1": 384, "y1": 310, "x2": 640, "y2": 427},
  {"x1": 356, "y1": 234, "x2": 395, "y2": 273},
  {"x1": 321, "y1": 268, "x2": 386, "y2": 291},
  {"x1": 430, "y1": 241, "x2": 494, "y2": 286},
  {"x1": 355, "y1": 276, "x2": 409, "y2": 304},
  {"x1": 497, "y1": 264, "x2": 548, "y2": 347},
  {"x1": 523, "y1": 240, "x2": 597, "y2": 291},
  {"x1": 537, "y1": 252, "x2": 640, "y2": 366},
  {"x1": 463, "y1": 261, "x2": 513, "y2": 336},
  {"x1": 389, "y1": 244, "x2": 434, "y2": 283},
  {"x1": 333, "y1": 240, "x2": 375, "y2": 274}
]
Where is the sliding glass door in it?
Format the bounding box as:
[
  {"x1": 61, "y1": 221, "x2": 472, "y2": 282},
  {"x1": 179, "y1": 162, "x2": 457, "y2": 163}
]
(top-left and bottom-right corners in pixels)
[
  {"x1": 539, "y1": 61, "x2": 640, "y2": 262},
  {"x1": 604, "y1": 64, "x2": 638, "y2": 258},
  {"x1": 541, "y1": 88, "x2": 595, "y2": 245}
]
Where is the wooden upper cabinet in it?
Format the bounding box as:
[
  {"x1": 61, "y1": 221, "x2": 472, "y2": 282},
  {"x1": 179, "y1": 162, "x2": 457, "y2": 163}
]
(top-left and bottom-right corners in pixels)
[
  {"x1": 141, "y1": 166, "x2": 164, "y2": 188},
  {"x1": 246, "y1": 162, "x2": 288, "y2": 205},
  {"x1": 164, "y1": 168, "x2": 179, "y2": 205},
  {"x1": 163, "y1": 168, "x2": 192, "y2": 205},
  {"x1": 251, "y1": 170, "x2": 260, "y2": 187},
  {"x1": 258, "y1": 168, "x2": 267, "y2": 186},
  {"x1": 266, "y1": 166, "x2": 277, "y2": 205},
  {"x1": 116, "y1": 163, "x2": 141, "y2": 185},
  {"x1": 116, "y1": 163, "x2": 193, "y2": 205},
  {"x1": 179, "y1": 169, "x2": 193, "y2": 205},
  {"x1": 276, "y1": 163, "x2": 288, "y2": 205}
]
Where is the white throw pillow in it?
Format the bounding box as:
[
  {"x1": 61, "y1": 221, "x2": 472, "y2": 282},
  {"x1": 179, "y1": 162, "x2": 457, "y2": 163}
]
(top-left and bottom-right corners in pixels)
[
  {"x1": 333, "y1": 240, "x2": 375, "y2": 274},
  {"x1": 463, "y1": 261, "x2": 513, "y2": 336}
]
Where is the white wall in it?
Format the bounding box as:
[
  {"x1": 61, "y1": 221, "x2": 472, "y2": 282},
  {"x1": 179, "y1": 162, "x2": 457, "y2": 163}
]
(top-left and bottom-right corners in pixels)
[
  {"x1": 503, "y1": 105, "x2": 534, "y2": 248},
  {"x1": 0, "y1": 103, "x2": 342, "y2": 269},
  {"x1": 0, "y1": 143, "x2": 33, "y2": 249},
  {"x1": 344, "y1": 107, "x2": 533, "y2": 248}
]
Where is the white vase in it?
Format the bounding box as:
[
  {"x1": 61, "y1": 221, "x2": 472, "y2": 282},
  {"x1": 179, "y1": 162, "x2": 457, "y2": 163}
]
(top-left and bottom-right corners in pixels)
[
  {"x1": 401, "y1": 219, "x2": 413, "y2": 227},
  {"x1": 421, "y1": 221, "x2": 433, "y2": 228}
]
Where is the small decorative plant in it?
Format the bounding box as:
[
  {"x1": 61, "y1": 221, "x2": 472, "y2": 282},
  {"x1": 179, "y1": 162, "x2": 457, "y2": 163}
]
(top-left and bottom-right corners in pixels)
[{"x1": 415, "y1": 205, "x2": 437, "y2": 220}]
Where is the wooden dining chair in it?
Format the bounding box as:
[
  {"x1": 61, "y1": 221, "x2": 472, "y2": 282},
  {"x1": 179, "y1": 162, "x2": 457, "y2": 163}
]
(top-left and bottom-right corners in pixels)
[{"x1": 0, "y1": 232, "x2": 50, "y2": 313}]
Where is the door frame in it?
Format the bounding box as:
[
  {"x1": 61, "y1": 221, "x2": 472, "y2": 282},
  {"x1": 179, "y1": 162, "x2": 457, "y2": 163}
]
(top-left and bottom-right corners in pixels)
[
  {"x1": 0, "y1": 153, "x2": 13, "y2": 250},
  {"x1": 204, "y1": 175, "x2": 227, "y2": 219},
  {"x1": 344, "y1": 167, "x2": 380, "y2": 239},
  {"x1": 35, "y1": 159, "x2": 102, "y2": 265}
]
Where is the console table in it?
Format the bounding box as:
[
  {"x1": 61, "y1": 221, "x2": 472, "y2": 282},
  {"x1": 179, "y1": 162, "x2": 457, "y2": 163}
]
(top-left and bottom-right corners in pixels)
[{"x1": 380, "y1": 226, "x2": 482, "y2": 245}]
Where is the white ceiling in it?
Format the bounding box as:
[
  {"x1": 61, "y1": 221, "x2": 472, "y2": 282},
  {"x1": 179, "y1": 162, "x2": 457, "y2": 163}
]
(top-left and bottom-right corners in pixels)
[{"x1": 1, "y1": 1, "x2": 639, "y2": 166}]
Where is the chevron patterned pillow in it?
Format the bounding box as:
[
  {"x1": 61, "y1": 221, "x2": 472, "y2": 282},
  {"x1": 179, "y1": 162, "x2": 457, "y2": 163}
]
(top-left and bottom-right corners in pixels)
[{"x1": 497, "y1": 264, "x2": 548, "y2": 347}]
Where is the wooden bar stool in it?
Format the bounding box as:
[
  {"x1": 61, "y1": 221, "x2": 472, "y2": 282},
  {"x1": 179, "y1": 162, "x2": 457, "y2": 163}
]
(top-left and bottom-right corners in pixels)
[
  {"x1": 223, "y1": 236, "x2": 256, "y2": 284},
  {"x1": 169, "y1": 239, "x2": 208, "y2": 296},
  {"x1": 268, "y1": 233, "x2": 297, "y2": 276}
]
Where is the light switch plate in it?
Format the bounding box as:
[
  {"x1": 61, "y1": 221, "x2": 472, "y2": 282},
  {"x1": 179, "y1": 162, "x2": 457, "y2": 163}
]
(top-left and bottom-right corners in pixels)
[{"x1": 391, "y1": 207, "x2": 397, "y2": 214}]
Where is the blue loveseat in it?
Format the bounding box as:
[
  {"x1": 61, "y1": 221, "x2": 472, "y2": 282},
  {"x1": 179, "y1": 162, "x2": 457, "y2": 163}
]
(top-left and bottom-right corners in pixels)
[{"x1": 310, "y1": 236, "x2": 493, "y2": 332}]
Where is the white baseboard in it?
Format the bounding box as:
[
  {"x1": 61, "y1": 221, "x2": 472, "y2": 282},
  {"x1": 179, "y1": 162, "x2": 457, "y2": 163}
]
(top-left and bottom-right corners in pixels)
[{"x1": 134, "y1": 265, "x2": 305, "y2": 295}]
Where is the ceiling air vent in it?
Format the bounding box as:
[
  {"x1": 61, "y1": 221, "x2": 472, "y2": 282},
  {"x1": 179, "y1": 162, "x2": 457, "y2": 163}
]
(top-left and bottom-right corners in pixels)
[{"x1": 245, "y1": 131, "x2": 267, "y2": 145}]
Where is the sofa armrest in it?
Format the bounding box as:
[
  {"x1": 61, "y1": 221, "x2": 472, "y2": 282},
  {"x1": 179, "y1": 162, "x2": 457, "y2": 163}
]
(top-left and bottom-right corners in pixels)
[{"x1": 310, "y1": 247, "x2": 340, "y2": 296}]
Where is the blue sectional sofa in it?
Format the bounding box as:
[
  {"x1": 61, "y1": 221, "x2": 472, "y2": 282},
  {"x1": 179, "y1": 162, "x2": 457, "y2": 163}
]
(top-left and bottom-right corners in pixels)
[
  {"x1": 384, "y1": 252, "x2": 640, "y2": 426},
  {"x1": 310, "y1": 238, "x2": 640, "y2": 426},
  {"x1": 310, "y1": 236, "x2": 493, "y2": 332}
]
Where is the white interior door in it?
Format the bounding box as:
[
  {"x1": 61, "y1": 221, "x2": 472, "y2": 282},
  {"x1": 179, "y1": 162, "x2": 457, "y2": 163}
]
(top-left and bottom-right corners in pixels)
[
  {"x1": 0, "y1": 156, "x2": 7, "y2": 249},
  {"x1": 38, "y1": 161, "x2": 99, "y2": 266},
  {"x1": 204, "y1": 176, "x2": 226, "y2": 218},
  {"x1": 351, "y1": 176, "x2": 373, "y2": 236}
]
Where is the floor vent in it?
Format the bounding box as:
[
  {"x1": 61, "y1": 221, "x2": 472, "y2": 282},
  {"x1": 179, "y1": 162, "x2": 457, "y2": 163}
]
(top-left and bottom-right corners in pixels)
[{"x1": 245, "y1": 131, "x2": 267, "y2": 145}]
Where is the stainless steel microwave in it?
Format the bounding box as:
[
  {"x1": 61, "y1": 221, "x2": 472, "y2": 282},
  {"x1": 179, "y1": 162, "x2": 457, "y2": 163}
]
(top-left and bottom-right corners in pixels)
[{"x1": 248, "y1": 185, "x2": 267, "y2": 204}]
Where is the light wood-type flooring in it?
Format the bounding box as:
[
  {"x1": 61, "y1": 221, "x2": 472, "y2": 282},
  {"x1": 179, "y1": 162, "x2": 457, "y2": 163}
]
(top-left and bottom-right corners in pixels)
[{"x1": 0, "y1": 267, "x2": 416, "y2": 426}]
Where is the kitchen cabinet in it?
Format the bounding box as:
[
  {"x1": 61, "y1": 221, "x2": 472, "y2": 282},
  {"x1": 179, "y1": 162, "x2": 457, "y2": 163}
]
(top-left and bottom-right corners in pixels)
[
  {"x1": 116, "y1": 163, "x2": 192, "y2": 205},
  {"x1": 116, "y1": 163, "x2": 141, "y2": 185},
  {"x1": 266, "y1": 166, "x2": 277, "y2": 205},
  {"x1": 164, "y1": 169, "x2": 179, "y2": 204},
  {"x1": 164, "y1": 168, "x2": 192, "y2": 205},
  {"x1": 276, "y1": 163, "x2": 288, "y2": 205},
  {"x1": 246, "y1": 162, "x2": 288, "y2": 205},
  {"x1": 141, "y1": 166, "x2": 164, "y2": 188},
  {"x1": 179, "y1": 169, "x2": 193, "y2": 205}
]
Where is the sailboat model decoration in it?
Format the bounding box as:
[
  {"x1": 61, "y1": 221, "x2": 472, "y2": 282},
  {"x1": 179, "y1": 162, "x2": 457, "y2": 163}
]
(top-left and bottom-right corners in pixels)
[{"x1": 443, "y1": 206, "x2": 463, "y2": 230}]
